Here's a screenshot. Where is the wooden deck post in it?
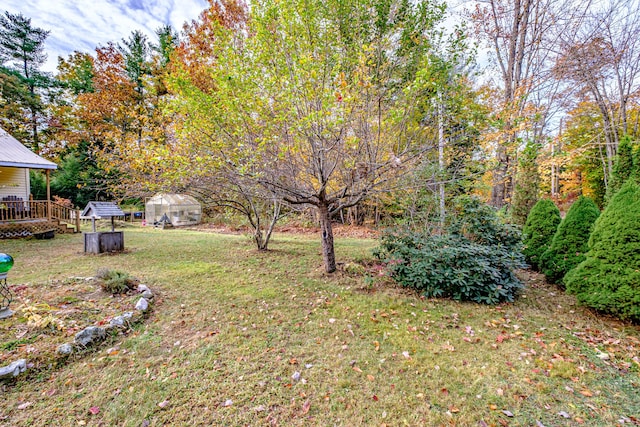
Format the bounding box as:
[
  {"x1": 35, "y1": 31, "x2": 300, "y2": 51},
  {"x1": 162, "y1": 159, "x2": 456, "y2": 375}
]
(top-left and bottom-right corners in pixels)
[
  {"x1": 75, "y1": 209, "x2": 81, "y2": 232},
  {"x1": 46, "y1": 170, "x2": 51, "y2": 222}
]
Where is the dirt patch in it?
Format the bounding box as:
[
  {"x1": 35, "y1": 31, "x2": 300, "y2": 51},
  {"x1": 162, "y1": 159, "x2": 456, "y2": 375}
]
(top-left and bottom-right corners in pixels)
[{"x1": 0, "y1": 277, "x2": 144, "y2": 370}]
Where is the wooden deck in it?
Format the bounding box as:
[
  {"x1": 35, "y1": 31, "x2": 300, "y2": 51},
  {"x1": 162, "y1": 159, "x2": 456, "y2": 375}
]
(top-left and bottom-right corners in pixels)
[{"x1": 0, "y1": 200, "x2": 80, "y2": 238}]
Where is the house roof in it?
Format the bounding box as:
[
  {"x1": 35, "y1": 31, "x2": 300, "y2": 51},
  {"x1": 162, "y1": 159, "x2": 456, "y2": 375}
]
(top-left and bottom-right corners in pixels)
[
  {"x1": 0, "y1": 127, "x2": 57, "y2": 170},
  {"x1": 81, "y1": 201, "x2": 125, "y2": 219}
]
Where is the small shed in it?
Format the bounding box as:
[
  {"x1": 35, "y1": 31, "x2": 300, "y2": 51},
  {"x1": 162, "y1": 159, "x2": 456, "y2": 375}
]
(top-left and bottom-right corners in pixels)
[
  {"x1": 145, "y1": 194, "x2": 201, "y2": 227},
  {"x1": 81, "y1": 202, "x2": 125, "y2": 254}
]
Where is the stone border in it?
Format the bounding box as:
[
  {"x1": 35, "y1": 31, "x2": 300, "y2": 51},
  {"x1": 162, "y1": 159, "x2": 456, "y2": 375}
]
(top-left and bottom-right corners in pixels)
[{"x1": 0, "y1": 283, "x2": 155, "y2": 381}]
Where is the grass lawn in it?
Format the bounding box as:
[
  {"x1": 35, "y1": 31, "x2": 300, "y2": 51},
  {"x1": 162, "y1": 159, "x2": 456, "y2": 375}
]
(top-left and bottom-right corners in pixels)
[{"x1": 0, "y1": 226, "x2": 639, "y2": 426}]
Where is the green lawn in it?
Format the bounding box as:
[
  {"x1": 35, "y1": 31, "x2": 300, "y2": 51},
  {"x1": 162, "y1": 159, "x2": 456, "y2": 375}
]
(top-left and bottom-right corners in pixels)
[{"x1": 1, "y1": 227, "x2": 639, "y2": 426}]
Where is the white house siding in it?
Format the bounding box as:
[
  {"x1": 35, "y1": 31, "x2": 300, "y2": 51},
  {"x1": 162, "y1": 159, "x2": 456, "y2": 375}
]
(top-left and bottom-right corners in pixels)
[{"x1": 0, "y1": 166, "x2": 29, "y2": 201}]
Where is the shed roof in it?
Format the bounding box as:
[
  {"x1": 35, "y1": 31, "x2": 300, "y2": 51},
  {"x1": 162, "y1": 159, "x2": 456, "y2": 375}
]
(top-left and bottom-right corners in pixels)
[
  {"x1": 0, "y1": 127, "x2": 57, "y2": 170},
  {"x1": 81, "y1": 202, "x2": 125, "y2": 219},
  {"x1": 146, "y1": 193, "x2": 201, "y2": 206}
]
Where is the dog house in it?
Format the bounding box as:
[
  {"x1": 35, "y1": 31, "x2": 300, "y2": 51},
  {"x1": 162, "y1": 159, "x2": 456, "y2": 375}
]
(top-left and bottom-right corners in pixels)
[{"x1": 145, "y1": 194, "x2": 202, "y2": 227}]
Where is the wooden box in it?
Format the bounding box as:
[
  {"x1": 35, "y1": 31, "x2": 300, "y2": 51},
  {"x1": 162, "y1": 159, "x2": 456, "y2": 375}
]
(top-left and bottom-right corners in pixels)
[{"x1": 84, "y1": 231, "x2": 124, "y2": 254}]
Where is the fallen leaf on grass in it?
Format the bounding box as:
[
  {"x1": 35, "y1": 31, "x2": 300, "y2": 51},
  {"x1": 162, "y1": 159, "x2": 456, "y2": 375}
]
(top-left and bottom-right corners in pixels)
[
  {"x1": 157, "y1": 400, "x2": 169, "y2": 409},
  {"x1": 301, "y1": 399, "x2": 311, "y2": 414},
  {"x1": 223, "y1": 399, "x2": 233, "y2": 407},
  {"x1": 442, "y1": 342, "x2": 456, "y2": 352},
  {"x1": 502, "y1": 410, "x2": 514, "y2": 417},
  {"x1": 17, "y1": 402, "x2": 32, "y2": 410},
  {"x1": 88, "y1": 406, "x2": 100, "y2": 415},
  {"x1": 558, "y1": 411, "x2": 570, "y2": 418},
  {"x1": 580, "y1": 389, "x2": 593, "y2": 397}
]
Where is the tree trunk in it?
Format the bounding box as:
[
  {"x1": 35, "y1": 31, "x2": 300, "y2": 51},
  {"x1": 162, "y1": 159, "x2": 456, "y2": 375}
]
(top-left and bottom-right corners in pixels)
[
  {"x1": 491, "y1": 145, "x2": 509, "y2": 208},
  {"x1": 318, "y1": 202, "x2": 336, "y2": 273},
  {"x1": 438, "y1": 95, "x2": 446, "y2": 229}
]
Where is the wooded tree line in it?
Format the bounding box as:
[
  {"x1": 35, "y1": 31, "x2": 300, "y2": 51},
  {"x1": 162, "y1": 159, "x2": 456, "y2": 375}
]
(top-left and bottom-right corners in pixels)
[{"x1": 1, "y1": 0, "x2": 639, "y2": 272}]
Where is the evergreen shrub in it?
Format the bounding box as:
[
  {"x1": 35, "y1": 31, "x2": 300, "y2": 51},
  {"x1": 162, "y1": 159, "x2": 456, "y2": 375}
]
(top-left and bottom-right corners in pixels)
[
  {"x1": 522, "y1": 199, "x2": 561, "y2": 270},
  {"x1": 375, "y1": 197, "x2": 525, "y2": 304},
  {"x1": 540, "y1": 196, "x2": 600, "y2": 284},
  {"x1": 564, "y1": 180, "x2": 640, "y2": 321},
  {"x1": 96, "y1": 268, "x2": 135, "y2": 294}
]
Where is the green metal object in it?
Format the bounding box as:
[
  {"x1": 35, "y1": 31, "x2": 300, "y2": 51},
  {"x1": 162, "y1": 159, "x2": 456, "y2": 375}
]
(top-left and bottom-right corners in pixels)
[
  {"x1": 0, "y1": 253, "x2": 14, "y2": 273},
  {"x1": 0, "y1": 253, "x2": 14, "y2": 319}
]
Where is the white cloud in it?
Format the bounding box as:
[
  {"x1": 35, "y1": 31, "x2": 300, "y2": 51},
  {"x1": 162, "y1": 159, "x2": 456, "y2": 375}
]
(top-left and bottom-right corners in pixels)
[{"x1": 3, "y1": 0, "x2": 208, "y2": 72}]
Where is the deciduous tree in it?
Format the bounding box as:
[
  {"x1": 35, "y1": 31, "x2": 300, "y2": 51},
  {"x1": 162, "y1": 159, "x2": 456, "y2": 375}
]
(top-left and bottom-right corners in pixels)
[{"x1": 170, "y1": 0, "x2": 458, "y2": 272}]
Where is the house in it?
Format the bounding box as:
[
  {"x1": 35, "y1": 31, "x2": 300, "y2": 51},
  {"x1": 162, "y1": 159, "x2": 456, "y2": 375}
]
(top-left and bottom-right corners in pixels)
[{"x1": 0, "y1": 127, "x2": 80, "y2": 238}]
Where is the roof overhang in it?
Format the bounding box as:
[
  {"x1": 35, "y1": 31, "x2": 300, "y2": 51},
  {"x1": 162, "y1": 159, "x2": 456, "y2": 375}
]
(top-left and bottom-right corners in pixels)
[
  {"x1": 0, "y1": 127, "x2": 58, "y2": 170},
  {"x1": 0, "y1": 161, "x2": 57, "y2": 170}
]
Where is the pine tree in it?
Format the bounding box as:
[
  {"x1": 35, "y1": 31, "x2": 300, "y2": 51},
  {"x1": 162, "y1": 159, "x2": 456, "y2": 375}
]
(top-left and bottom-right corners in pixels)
[
  {"x1": 0, "y1": 11, "x2": 50, "y2": 151},
  {"x1": 540, "y1": 196, "x2": 600, "y2": 284},
  {"x1": 522, "y1": 199, "x2": 561, "y2": 270},
  {"x1": 565, "y1": 180, "x2": 640, "y2": 321}
]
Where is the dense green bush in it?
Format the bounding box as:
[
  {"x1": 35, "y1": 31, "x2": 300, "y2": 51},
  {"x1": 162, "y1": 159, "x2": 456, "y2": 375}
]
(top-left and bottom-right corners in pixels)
[
  {"x1": 96, "y1": 268, "x2": 136, "y2": 294},
  {"x1": 564, "y1": 180, "x2": 640, "y2": 321},
  {"x1": 522, "y1": 199, "x2": 561, "y2": 270},
  {"x1": 448, "y1": 196, "x2": 522, "y2": 249},
  {"x1": 540, "y1": 196, "x2": 600, "y2": 284},
  {"x1": 375, "y1": 197, "x2": 524, "y2": 304}
]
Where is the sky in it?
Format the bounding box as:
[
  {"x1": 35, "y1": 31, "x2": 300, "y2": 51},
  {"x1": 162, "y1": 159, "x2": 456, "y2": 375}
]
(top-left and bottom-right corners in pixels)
[{"x1": 3, "y1": 0, "x2": 209, "y2": 72}]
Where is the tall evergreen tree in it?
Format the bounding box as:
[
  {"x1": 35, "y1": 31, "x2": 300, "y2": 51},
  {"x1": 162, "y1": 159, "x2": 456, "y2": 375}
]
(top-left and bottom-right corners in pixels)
[
  {"x1": 0, "y1": 11, "x2": 50, "y2": 150},
  {"x1": 540, "y1": 196, "x2": 600, "y2": 284},
  {"x1": 565, "y1": 180, "x2": 640, "y2": 321},
  {"x1": 522, "y1": 199, "x2": 561, "y2": 270}
]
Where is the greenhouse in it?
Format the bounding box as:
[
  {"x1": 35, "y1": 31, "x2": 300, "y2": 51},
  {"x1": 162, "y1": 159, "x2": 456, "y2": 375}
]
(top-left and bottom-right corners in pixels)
[{"x1": 145, "y1": 194, "x2": 202, "y2": 227}]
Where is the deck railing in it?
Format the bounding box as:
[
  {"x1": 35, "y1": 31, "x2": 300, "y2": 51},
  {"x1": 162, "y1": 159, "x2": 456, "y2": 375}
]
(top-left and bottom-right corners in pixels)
[{"x1": 0, "y1": 200, "x2": 81, "y2": 231}]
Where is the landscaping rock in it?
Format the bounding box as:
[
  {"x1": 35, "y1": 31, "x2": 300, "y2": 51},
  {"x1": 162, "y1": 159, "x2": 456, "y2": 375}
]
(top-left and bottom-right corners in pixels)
[
  {"x1": 57, "y1": 343, "x2": 74, "y2": 355},
  {"x1": 135, "y1": 297, "x2": 149, "y2": 312},
  {"x1": 75, "y1": 326, "x2": 107, "y2": 347},
  {"x1": 137, "y1": 284, "x2": 150, "y2": 293},
  {"x1": 141, "y1": 289, "x2": 154, "y2": 300},
  {"x1": 0, "y1": 359, "x2": 27, "y2": 380},
  {"x1": 109, "y1": 316, "x2": 126, "y2": 328}
]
